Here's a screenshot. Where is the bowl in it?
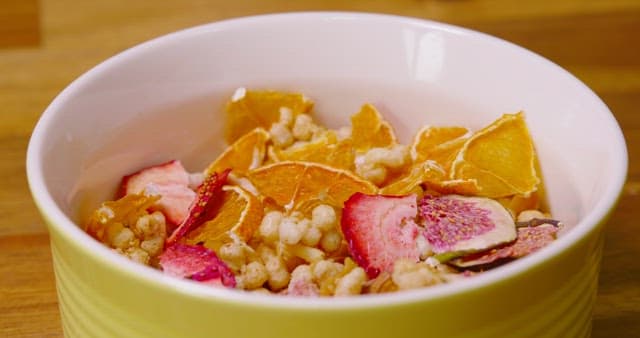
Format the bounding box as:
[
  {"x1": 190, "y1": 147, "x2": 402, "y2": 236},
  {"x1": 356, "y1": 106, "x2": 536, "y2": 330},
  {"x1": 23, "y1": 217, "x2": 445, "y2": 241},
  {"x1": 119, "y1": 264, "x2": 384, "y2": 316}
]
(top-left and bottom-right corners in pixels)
[{"x1": 26, "y1": 12, "x2": 627, "y2": 338}]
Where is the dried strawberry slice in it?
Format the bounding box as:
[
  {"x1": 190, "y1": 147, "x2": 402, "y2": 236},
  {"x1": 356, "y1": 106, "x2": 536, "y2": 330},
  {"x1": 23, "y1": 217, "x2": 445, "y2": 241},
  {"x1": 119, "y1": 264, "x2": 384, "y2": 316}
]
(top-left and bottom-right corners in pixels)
[
  {"x1": 166, "y1": 169, "x2": 230, "y2": 245},
  {"x1": 451, "y1": 224, "x2": 558, "y2": 268},
  {"x1": 341, "y1": 193, "x2": 421, "y2": 279},
  {"x1": 419, "y1": 194, "x2": 516, "y2": 260},
  {"x1": 159, "y1": 243, "x2": 236, "y2": 287},
  {"x1": 120, "y1": 160, "x2": 196, "y2": 225}
]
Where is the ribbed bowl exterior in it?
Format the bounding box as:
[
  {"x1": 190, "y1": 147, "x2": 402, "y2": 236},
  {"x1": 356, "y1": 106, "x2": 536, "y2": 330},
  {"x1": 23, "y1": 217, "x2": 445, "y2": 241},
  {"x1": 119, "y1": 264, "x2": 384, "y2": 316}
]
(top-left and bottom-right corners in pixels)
[{"x1": 49, "y1": 219, "x2": 604, "y2": 338}]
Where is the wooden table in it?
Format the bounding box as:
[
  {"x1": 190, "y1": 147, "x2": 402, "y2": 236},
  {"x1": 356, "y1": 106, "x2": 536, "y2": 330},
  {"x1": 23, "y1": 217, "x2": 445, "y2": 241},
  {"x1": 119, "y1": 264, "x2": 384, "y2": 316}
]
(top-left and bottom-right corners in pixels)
[{"x1": 1, "y1": 1, "x2": 638, "y2": 337}]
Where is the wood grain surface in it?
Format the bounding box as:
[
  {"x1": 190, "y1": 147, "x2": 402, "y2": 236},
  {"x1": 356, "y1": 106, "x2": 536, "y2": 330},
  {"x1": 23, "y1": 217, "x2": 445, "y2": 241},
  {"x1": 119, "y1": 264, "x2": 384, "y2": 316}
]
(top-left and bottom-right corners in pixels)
[{"x1": 1, "y1": 0, "x2": 638, "y2": 337}]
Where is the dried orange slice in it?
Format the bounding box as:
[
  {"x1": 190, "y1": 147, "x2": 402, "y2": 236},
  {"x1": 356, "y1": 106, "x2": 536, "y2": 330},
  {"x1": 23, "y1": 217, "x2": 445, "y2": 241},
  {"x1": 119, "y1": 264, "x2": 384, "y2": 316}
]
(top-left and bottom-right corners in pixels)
[
  {"x1": 428, "y1": 137, "x2": 469, "y2": 174},
  {"x1": 275, "y1": 131, "x2": 355, "y2": 171},
  {"x1": 497, "y1": 192, "x2": 541, "y2": 217},
  {"x1": 247, "y1": 161, "x2": 377, "y2": 211},
  {"x1": 450, "y1": 112, "x2": 540, "y2": 198},
  {"x1": 224, "y1": 89, "x2": 313, "y2": 143},
  {"x1": 351, "y1": 104, "x2": 397, "y2": 151},
  {"x1": 424, "y1": 178, "x2": 480, "y2": 196},
  {"x1": 497, "y1": 155, "x2": 548, "y2": 216},
  {"x1": 380, "y1": 161, "x2": 444, "y2": 195},
  {"x1": 205, "y1": 128, "x2": 269, "y2": 176},
  {"x1": 380, "y1": 160, "x2": 479, "y2": 196},
  {"x1": 410, "y1": 126, "x2": 470, "y2": 174},
  {"x1": 410, "y1": 126, "x2": 469, "y2": 163},
  {"x1": 183, "y1": 185, "x2": 263, "y2": 251}
]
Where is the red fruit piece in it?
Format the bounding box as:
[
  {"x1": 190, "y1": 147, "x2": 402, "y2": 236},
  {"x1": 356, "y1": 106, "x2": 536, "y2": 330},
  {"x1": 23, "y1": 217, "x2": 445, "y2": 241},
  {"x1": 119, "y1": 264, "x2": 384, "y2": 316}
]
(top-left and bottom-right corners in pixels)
[
  {"x1": 451, "y1": 224, "x2": 558, "y2": 268},
  {"x1": 418, "y1": 194, "x2": 516, "y2": 259},
  {"x1": 159, "y1": 243, "x2": 236, "y2": 287},
  {"x1": 166, "y1": 169, "x2": 230, "y2": 245},
  {"x1": 341, "y1": 193, "x2": 421, "y2": 279},
  {"x1": 120, "y1": 160, "x2": 196, "y2": 225}
]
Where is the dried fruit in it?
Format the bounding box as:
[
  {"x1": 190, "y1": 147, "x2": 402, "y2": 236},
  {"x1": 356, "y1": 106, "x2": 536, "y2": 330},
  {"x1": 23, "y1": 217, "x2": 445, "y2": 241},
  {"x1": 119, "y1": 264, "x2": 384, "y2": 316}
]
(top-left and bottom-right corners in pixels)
[
  {"x1": 274, "y1": 130, "x2": 355, "y2": 171},
  {"x1": 498, "y1": 192, "x2": 541, "y2": 218},
  {"x1": 350, "y1": 104, "x2": 397, "y2": 152},
  {"x1": 450, "y1": 112, "x2": 540, "y2": 198},
  {"x1": 247, "y1": 161, "x2": 377, "y2": 212},
  {"x1": 410, "y1": 126, "x2": 469, "y2": 164},
  {"x1": 418, "y1": 194, "x2": 516, "y2": 260},
  {"x1": 341, "y1": 193, "x2": 421, "y2": 278},
  {"x1": 450, "y1": 224, "x2": 558, "y2": 267},
  {"x1": 85, "y1": 193, "x2": 160, "y2": 242},
  {"x1": 381, "y1": 160, "x2": 480, "y2": 197},
  {"x1": 120, "y1": 160, "x2": 196, "y2": 225},
  {"x1": 224, "y1": 89, "x2": 313, "y2": 143},
  {"x1": 423, "y1": 178, "x2": 480, "y2": 196},
  {"x1": 205, "y1": 128, "x2": 269, "y2": 176},
  {"x1": 422, "y1": 136, "x2": 469, "y2": 174},
  {"x1": 184, "y1": 185, "x2": 263, "y2": 251},
  {"x1": 380, "y1": 160, "x2": 445, "y2": 195},
  {"x1": 166, "y1": 169, "x2": 230, "y2": 245},
  {"x1": 158, "y1": 243, "x2": 236, "y2": 287}
]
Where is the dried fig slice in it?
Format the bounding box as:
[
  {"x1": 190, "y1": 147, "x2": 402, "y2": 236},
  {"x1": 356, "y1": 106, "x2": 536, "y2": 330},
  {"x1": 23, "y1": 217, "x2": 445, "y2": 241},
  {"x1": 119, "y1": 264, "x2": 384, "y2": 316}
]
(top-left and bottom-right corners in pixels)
[
  {"x1": 450, "y1": 223, "x2": 559, "y2": 268},
  {"x1": 418, "y1": 194, "x2": 517, "y2": 261}
]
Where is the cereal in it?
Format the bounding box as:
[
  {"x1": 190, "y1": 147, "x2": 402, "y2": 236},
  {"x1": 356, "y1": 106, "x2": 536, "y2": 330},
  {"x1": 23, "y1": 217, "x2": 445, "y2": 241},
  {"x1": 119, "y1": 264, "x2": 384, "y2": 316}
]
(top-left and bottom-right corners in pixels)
[
  {"x1": 238, "y1": 261, "x2": 269, "y2": 290},
  {"x1": 291, "y1": 114, "x2": 316, "y2": 141},
  {"x1": 278, "y1": 214, "x2": 309, "y2": 245},
  {"x1": 83, "y1": 89, "x2": 561, "y2": 297},
  {"x1": 258, "y1": 210, "x2": 284, "y2": 242},
  {"x1": 391, "y1": 259, "x2": 446, "y2": 290},
  {"x1": 320, "y1": 230, "x2": 342, "y2": 253},
  {"x1": 334, "y1": 267, "x2": 367, "y2": 296},
  {"x1": 269, "y1": 122, "x2": 294, "y2": 148},
  {"x1": 311, "y1": 204, "x2": 337, "y2": 231}
]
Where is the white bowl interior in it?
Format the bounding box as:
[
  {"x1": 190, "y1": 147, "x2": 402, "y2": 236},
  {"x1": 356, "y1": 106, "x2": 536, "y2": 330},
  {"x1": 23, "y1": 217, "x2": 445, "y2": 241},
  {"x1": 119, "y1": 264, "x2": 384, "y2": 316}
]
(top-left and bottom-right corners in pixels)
[{"x1": 28, "y1": 13, "x2": 627, "y2": 303}]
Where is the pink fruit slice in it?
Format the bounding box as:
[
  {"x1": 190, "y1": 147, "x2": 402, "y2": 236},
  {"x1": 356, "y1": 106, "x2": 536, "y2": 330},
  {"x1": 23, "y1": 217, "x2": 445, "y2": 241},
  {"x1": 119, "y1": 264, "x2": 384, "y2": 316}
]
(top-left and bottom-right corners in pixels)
[
  {"x1": 341, "y1": 193, "x2": 421, "y2": 279},
  {"x1": 120, "y1": 160, "x2": 196, "y2": 225},
  {"x1": 159, "y1": 243, "x2": 236, "y2": 287},
  {"x1": 419, "y1": 194, "x2": 516, "y2": 260},
  {"x1": 450, "y1": 224, "x2": 558, "y2": 268},
  {"x1": 166, "y1": 169, "x2": 230, "y2": 245}
]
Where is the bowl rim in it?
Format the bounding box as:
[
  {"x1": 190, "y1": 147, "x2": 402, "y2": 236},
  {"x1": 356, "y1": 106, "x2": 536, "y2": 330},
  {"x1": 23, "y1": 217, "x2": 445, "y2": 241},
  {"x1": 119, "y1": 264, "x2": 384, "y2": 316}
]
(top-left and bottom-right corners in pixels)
[{"x1": 26, "y1": 11, "x2": 628, "y2": 309}]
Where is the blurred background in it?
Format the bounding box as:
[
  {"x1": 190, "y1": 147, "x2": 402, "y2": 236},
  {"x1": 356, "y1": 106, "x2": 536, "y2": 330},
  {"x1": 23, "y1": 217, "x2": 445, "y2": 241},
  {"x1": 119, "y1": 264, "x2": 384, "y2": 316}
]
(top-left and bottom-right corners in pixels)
[{"x1": 1, "y1": 0, "x2": 638, "y2": 337}]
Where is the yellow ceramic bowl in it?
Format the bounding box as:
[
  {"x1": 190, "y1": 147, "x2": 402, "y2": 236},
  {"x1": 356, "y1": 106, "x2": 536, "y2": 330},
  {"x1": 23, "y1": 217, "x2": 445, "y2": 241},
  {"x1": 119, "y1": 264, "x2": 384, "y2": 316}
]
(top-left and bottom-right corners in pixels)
[{"x1": 27, "y1": 13, "x2": 627, "y2": 338}]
